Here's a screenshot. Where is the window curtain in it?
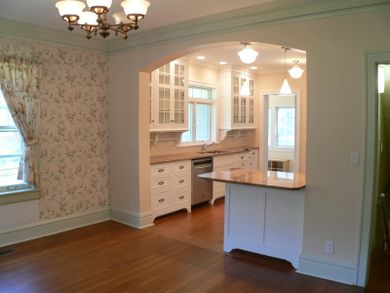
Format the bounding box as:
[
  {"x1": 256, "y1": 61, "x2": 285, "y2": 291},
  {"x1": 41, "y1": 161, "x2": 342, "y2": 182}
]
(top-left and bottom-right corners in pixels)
[{"x1": 0, "y1": 56, "x2": 42, "y2": 187}]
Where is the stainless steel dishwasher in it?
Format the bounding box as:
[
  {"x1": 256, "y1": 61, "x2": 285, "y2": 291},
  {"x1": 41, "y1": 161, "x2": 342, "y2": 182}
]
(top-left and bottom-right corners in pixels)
[{"x1": 191, "y1": 157, "x2": 213, "y2": 205}]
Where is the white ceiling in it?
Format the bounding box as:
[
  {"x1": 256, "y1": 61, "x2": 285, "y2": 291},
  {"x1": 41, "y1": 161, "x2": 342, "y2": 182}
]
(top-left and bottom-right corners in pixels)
[
  {"x1": 0, "y1": 0, "x2": 306, "y2": 71},
  {"x1": 0, "y1": 0, "x2": 277, "y2": 33}
]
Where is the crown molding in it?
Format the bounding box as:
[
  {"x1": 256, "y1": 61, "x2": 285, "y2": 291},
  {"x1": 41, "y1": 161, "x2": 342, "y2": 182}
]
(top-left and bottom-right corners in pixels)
[
  {"x1": 0, "y1": 18, "x2": 107, "y2": 52},
  {"x1": 107, "y1": 0, "x2": 390, "y2": 52}
]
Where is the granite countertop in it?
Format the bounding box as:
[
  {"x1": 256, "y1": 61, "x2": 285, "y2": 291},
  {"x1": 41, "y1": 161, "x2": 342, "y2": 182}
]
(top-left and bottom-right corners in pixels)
[
  {"x1": 199, "y1": 169, "x2": 306, "y2": 190},
  {"x1": 150, "y1": 147, "x2": 257, "y2": 165}
]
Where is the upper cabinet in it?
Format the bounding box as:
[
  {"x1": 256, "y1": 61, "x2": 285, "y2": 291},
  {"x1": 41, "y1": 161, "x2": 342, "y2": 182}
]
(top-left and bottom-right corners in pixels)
[
  {"x1": 219, "y1": 69, "x2": 256, "y2": 130},
  {"x1": 150, "y1": 61, "x2": 188, "y2": 132}
]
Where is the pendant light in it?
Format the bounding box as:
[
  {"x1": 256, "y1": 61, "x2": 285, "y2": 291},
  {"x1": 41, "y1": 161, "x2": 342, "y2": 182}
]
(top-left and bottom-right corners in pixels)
[
  {"x1": 238, "y1": 42, "x2": 259, "y2": 64},
  {"x1": 288, "y1": 60, "x2": 304, "y2": 79},
  {"x1": 280, "y1": 47, "x2": 292, "y2": 95}
]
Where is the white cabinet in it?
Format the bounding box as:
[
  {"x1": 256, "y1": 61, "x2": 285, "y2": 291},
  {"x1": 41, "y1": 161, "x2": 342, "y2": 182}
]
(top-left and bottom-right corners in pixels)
[
  {"x1": 150, "y1": 61, "x2": 188, "y2": 131},
  {"x1": 219, "y1": 69, "x2": 256, "y2": 130},
  {"x1": 211, "y1": 149, "x2": 258, "y2": 204},
  {"x1": 151, "y1": 160, "x2": 191, "y2": 220}
]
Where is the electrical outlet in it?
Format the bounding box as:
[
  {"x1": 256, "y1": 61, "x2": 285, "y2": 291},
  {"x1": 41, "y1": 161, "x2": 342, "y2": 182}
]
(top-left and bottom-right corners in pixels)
[{"x1": 326, "y1": 241, "x2": 335, "y2": 254}]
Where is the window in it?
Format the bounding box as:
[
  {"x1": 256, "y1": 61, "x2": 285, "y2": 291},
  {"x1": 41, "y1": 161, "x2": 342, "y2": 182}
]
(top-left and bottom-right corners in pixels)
[
  {"x1": 268, "y1": 107, "x2": 295, "y2": 148},
  {"x1": 181, "y1": 85, "x2": 215, "y2": 144},
  {"x1": 0, "y1": 90, "x2": 27, "y2": 192}
]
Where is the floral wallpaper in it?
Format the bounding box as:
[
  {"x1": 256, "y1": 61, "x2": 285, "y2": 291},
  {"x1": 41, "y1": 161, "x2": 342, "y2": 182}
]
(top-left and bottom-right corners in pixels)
[{"x1": 0, "y1": 36, "x2": 109, "y2": 219}]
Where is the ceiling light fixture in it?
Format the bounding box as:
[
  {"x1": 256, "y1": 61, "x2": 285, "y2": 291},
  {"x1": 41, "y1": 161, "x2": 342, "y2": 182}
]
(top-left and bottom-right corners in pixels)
[
  {"x1": 196, "y1": 56, "x2": 206, "y2": 60},
  {"x1": 238, "y1": 42, "x2": 259, "y2": 64},
  {"x1": 219, "y1": 61, "x2": 227, "y2": 65},
  {"x1": 250, "y1": 66, "x2": 258, "y2": 70},
  {"x1": 279, "y1": 47, "x2": 292, "y2": 95},
  {"x1": 288, "y1": 60, "x2": 304, "y2": 79},
  {"x1": 55, "y1": 0, "x2": 150, "y2": 39}
]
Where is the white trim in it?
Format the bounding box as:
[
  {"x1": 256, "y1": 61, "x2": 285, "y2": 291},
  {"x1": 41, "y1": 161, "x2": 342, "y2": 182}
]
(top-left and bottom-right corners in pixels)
[
  {"x1": 356, "y1": 51, "x2": 390, "y2": 286},
  {"x1": 110, "y1": 209, "x2": 154, "y2": 229},
  {"x1": 298, "y1": 253, "x2": 357, "y2": 285},
  {"x1": 0, "y1": 208, "x2": 110, "y2": 247}
]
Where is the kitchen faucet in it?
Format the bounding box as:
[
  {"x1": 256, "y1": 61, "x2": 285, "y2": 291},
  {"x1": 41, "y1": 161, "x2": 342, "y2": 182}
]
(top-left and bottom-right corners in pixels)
[{"x1": 201, "y1": 142, "x2": 215, "y2": 153}]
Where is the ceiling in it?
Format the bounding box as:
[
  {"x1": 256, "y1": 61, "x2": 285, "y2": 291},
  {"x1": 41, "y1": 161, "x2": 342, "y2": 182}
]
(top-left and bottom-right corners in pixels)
[
  {"x1": 0, "y1": 0, "x2": 278, "y2": 33},
  {"x1": 184, "y1": 42, "x2": 306, "y2": 74},
  {"x1": 0, "y1": 0, "x2": 307, "y2": 72}
]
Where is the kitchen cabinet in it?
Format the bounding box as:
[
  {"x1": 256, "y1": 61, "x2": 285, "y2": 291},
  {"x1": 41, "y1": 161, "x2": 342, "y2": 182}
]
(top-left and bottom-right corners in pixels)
[
  {"x1": 211, "y1": 149, "x2": 258, "y2": 204},
  {"x1": 150, "y1": 60, "x2": 188, "y2": 131},
  {"x1": 219, "y1": 69, "x2": 256, "y2": 130},
  {"x1": 150, "y1": 160, "x2": 191, "y2": 220}
]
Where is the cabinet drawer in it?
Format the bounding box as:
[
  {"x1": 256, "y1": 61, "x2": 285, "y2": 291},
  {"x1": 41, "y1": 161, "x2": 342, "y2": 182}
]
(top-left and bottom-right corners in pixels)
[
  {"x1": 151, "y1": 164, "x2": 171, "y2": 177},
  {"x1": 173, "y1": 188, "x2": 189, "y2": 205},
  {"x1": 151, "y1": 177, "x2": 171, "y2": 189},
  {"x1": 152, "y1": 190, "x2": 170, "y2": 210},
  {"x1": 173, "y1": 175, "x2": 190, "y2": 189},
  {"x1": 173, "y1": 161, "x2": 190, "y2": 174}
]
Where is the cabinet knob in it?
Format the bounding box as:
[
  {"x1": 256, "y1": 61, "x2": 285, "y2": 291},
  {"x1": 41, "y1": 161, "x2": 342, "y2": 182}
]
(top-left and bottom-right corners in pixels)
[
  {"x1": 158, "y1": 169, "x2": 164, "y2": 173},
  {"x1": 152, "y1": 120, "x2": 155, "y2": 123},
  {"x1": 158, "y1": 198, "x2": 165, "y2": 203},
  {"x1": 179, "y1": 195, "x2": 185, "y2": 200},
  {"x1": 241, "y1": 156, "x2": 244, "y2": 159},
  {"x1": 179, "y1": 179, "x2": 185, "y2": 184},
  {"x1": 170, "y1": 120, "x2": 174, "y2": 122},
  {"x1": 158, "y1": 181, "x2": 164, "y2": 185},
  {"x1": 179, "y1": 166, "x2": 185, "y2": 169}
]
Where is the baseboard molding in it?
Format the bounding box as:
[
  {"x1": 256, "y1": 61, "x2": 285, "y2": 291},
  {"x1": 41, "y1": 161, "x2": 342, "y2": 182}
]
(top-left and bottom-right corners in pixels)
[
  {"x1": 110, "y1": 209, "x2": 154, "y2": 229},
  {"x1": 298, "y1": 253, "x2": 357, "y2": 285},
  {"x1": 0, "y1": 209, "x2": 110, "y2": 248}
]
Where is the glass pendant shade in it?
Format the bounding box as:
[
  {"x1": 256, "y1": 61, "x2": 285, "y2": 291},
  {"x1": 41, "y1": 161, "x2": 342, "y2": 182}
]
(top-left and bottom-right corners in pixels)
[
  {"x1": 78, "y1": 11, "x2": 98, "y2": 25},
  {"x1": 121, "y1": 0, "x2": 151, "y2": 17},
  {"x1": 239, "y1": 80, "x2": 251, "y2": 97},
  {"x1": 288, "y1": 61, "x2": 304, "y2": 79},
  {"x1": 56, "y1": 0, "x2": 85, "y2": 18},
  {"x1": 378, "y1": 65, "x2": 385, "y2": 94},
  {"x1": 238, "y1": 47, "x2": 259, "y2": 64},
  {"x1": 113, "y1": 12, "x2": 133, "y2": 24},
  {"x1": 87, "y1": 0, "x2": 112, "y2": 9},
  {"x1": 280, "y1": 78, "x2": 292, "y2": 95}
]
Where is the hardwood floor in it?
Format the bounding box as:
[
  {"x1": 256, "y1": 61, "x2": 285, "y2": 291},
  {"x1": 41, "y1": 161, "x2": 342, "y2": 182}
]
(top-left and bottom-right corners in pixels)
[{"x1": 0, "y1": 201, "x2": 366, "y2": 293}]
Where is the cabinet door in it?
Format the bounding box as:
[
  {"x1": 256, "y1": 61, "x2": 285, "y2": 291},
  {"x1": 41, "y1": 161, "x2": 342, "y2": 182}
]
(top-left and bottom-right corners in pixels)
[
  {"x1": 156, "y1": 64, "x2": 171, "y2": 128},
  {"x1": 232, "y1": 76, "x2": 240, "y2": 126},
  {"x1": 170, "y1": 62, "x2": 187, "y2": 129}
]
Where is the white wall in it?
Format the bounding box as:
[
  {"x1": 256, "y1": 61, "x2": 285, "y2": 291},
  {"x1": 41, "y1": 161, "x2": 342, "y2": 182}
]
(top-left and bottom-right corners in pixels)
[{"x1": 108, "y1": 9, "x2": 390, "y2": 284}]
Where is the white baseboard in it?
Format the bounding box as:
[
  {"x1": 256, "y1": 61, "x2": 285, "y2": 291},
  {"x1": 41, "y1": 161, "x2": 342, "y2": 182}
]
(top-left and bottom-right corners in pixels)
[
  {"x1": 298, "y1": 253, "x2": 357, "y2": 285},
  {"x1": 0, "y1": 209, "x2": 110, "y2": 248},
  {"x1": 110, "y1": 209, "x2": 154, "y2": 229}
]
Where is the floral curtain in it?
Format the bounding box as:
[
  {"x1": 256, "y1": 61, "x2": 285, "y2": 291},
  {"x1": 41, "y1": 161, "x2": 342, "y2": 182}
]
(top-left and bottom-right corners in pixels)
[{"x1": 0, "y1": 56, "x2": 42, "y2": 187}]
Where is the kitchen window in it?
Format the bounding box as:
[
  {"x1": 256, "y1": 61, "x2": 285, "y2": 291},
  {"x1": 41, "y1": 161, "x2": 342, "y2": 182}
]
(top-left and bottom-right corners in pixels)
[
  {"x1": 0, "y1": 90, "x2": 29, "y2": 193},
  {"x1": 181, "y1": 85, "x2": 216, "y2": 144},
  {"x1": 268, "y1": 107, "x2": 295, "y2": 148}
]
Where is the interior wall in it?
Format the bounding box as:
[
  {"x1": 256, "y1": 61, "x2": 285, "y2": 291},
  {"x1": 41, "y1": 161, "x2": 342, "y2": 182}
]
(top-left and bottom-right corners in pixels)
[
  {"x1": 150, "y1": 62, "x2": 257, "y2": 158},
  {"x1": 0, "y1": 36, "x2": 109, "y2": 221},
  {"x1": 108, "y1": 9, "x2": 390, "y2": 277}
]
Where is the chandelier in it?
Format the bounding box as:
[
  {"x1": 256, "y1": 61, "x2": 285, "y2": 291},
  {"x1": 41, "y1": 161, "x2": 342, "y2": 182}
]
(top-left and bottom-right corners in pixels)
[
  {"x1": 238, "y1": 42, "x2": 259, "y2": 64},
  {"x1": 288, "y1": 60, "x2": 304, "y2": 79},
  {"x1": 55, "y1": 0, "x2": 151, "y2": 39}
]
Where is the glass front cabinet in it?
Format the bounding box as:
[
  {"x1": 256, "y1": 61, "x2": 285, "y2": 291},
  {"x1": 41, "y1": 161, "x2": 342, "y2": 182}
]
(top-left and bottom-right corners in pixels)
[
  {"x1": 150, "y1": 61, "x2": 188, "y2": 131},
  {"x1": 219, "y1": 69, "x2": 256, "y2": 130}
]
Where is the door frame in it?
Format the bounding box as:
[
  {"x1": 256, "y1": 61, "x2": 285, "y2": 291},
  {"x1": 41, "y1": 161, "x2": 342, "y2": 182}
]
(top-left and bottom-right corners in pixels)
[
  {"x1": 259, "y1": 92, "x2": 301, "y2": 172},
  {"x1": 357, "y1": 51, "x2": 390, "y2": 286}
]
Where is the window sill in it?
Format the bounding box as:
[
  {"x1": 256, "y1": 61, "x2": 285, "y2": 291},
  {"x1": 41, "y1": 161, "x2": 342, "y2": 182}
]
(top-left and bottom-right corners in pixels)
[{"x1": 0, "y1": 188, "x2": 40, "y2": 205}]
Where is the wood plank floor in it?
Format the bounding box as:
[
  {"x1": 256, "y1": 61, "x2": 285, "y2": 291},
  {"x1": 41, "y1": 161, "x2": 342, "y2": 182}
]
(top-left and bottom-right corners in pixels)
[{"x1": 0, "y1": 201, "x2": 367, "y2": 293}]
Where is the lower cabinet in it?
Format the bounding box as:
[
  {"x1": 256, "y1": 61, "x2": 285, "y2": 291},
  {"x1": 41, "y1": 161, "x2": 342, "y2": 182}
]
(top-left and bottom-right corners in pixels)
[
  {"x1": 151, "y1": 160, "x2": 191, "y2": 220},
  {"x1": 211, "y1": 149, "x2": 258, "y2": 204}
]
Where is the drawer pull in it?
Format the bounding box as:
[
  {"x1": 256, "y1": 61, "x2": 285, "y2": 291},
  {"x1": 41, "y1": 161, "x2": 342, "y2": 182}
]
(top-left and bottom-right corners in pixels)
[
  {"x1": 158, "y1": 181, "x2": 164, "y2": 185},
  {"x1": 158, "y1": 198, "x2": 165, "y2": 203},
  {"x1": 179, "y1": 166, "x2": 185, "y2": 169},
  {"x1": 179, "y1": 179, "x2": 185, "y2": 184},
  {"x1": 179, "y1": 196, "x2": 185, "y2": 200},
  {"x1": 158, "y1": 169, "x2": 164, "y2": 173},
  {"x1": 241, "y1": 156, "x2": 244, "y2": 159}
]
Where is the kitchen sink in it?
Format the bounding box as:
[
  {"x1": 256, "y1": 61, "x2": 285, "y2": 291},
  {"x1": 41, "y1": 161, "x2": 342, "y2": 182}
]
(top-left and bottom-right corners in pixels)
[{"x1": 199, "y1": 150, "x2": 228, "y2": 155}]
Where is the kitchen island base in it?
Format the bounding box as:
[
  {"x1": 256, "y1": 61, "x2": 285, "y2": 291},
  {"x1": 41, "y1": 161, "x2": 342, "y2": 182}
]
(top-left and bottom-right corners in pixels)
[{"x1": 224, "y1": 183, "x2": 304, "y2": 268}]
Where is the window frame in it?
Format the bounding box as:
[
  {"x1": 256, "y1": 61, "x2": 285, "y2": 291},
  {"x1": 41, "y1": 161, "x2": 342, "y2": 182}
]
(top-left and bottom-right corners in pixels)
[
  {"x1": 0, "y1": 89, "x2": 40, "y2": 204},
  {"x1": 180, "y1": 83, "x2": 217, "y2": 146}
]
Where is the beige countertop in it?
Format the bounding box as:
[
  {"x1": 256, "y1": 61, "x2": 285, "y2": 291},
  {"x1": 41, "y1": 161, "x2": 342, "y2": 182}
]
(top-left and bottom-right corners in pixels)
[
  {"x1": 199, "y1": 169, "x2": 306, "y2": 190},
  {"x1": 150, "y1": 147, "x2": 257, "y2": 165}
]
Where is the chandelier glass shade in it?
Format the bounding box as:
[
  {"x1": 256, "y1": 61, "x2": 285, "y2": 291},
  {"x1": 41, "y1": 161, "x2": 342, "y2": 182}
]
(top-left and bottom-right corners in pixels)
[
  {"x1": 238, "y1": 42, "x2": 259, "y2": 64},
  {"x1": 55, "y1": 0, "x2": 150, "y2": 39},
  {"x1": 288, "y1": 60, "x2": 304, "y2": 79}
]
